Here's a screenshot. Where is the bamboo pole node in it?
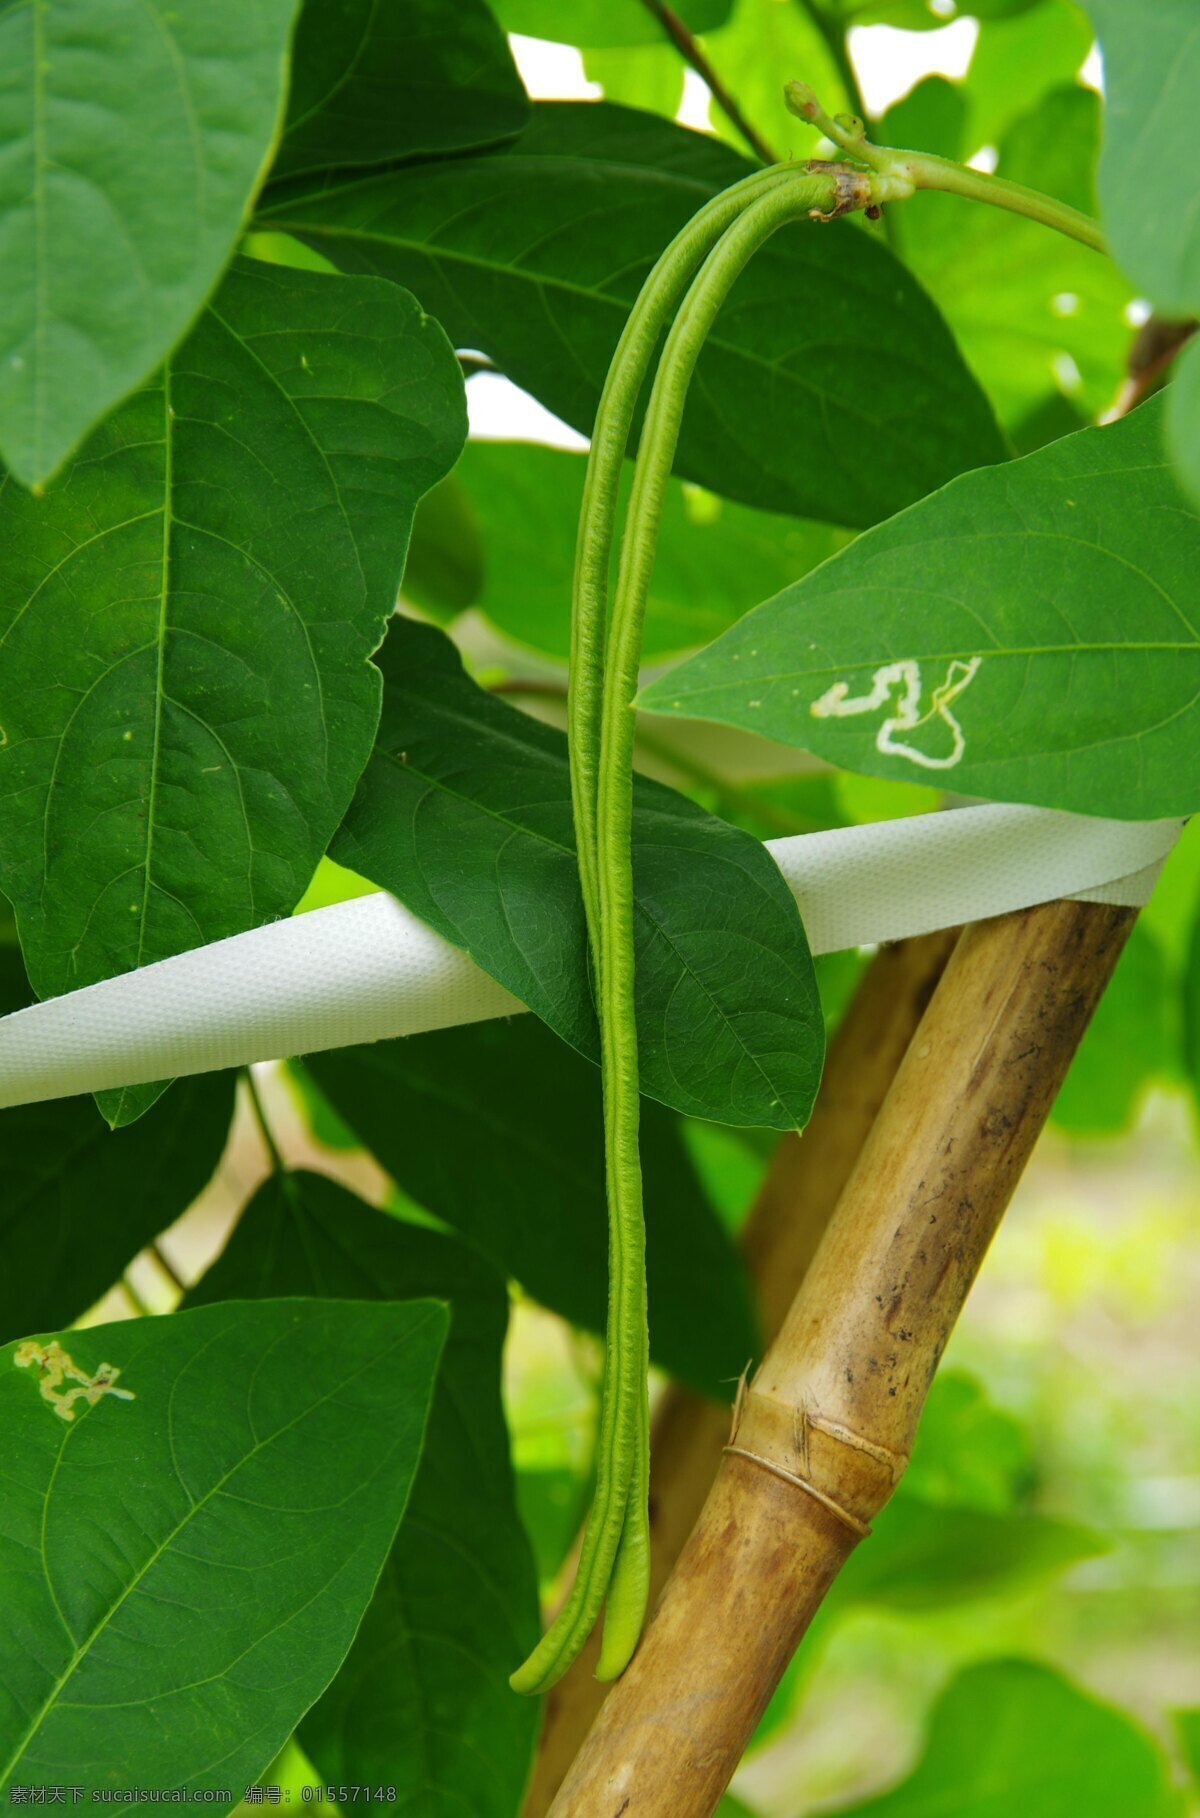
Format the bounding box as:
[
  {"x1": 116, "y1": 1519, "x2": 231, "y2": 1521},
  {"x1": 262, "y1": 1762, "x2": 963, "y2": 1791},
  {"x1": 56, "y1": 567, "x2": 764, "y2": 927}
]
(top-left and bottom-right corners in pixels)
[
  {"x1": 723, "y1": 1388, "x2": 908, "y2": 1538},
  {"x1": 720, "y1": 1444, "x2": 872, "y2": 1536}
]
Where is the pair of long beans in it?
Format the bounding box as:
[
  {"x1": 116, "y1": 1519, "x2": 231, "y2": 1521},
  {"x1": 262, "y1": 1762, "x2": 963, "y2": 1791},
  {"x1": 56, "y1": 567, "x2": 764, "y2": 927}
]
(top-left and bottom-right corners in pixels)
[
  {"x1": 510, "y1": 158, "x2": 868, "y2": 1698},
  {"x1": 510, "y1": 85, "x2": 1108, "y2": 1695}
]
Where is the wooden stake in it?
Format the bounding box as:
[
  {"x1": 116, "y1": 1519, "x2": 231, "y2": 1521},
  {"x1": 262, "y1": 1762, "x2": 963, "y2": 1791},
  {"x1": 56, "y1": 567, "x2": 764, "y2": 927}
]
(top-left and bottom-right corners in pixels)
[
  {"x1": 546, "y1": 900, "x2": 1135, "y2": 1818},
  {"x1": 522, "y1": 931, "x2": 956, "y2": 1814}
]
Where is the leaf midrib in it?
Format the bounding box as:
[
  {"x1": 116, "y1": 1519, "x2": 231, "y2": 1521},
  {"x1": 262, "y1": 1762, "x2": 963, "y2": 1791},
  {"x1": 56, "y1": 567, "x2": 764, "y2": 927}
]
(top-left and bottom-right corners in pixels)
[
  {"x1": 660, "y1": 640, "x2": 1200, "y2": 703},
  {"x1": 30, "y1": 0, "x2": 48, "y2": 478},
  {"x1": 131, "y1": 367, "x2": 175, "y2": 967}
]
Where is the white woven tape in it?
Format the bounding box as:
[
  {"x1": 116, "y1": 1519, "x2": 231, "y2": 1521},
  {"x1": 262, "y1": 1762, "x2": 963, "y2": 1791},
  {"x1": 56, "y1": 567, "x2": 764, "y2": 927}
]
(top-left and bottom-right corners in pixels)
[{"x1": 0, "y1": 803, "x2": 1181, "y2": 1111}]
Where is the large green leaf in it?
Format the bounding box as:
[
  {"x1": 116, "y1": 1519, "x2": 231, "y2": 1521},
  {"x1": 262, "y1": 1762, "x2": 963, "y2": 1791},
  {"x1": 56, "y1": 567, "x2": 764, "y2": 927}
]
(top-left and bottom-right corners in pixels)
[
  {"x1": 1084, "y1": 0, "x2": 1200, "y2": 318},
  {"x1": 827, "y1": 1660, "x2": 1182, "y2": 1817},
  {"x1": 893, "y1": 85, "x2": 1133, "y2": 428},
  {"x1": 0, "y1": 258, "x2": 465, "y2": 1123},
  {"x1": 0, "y1": 1298, "x2": 446, "y2": 1796},
  {"x1": 332, "y1": 617, "x2": 824, "y2": 1129},
  {"x1": 407, "y1": 439, "x2": 848, "y2": 659},
  {"x1": 491, "y1": 0, "x2": 731, "y2": 49},
  {"x1": 0, "y1": 0, "x2": 300, "y2": 490},
  {"x1": 273, "y1": 0, "x2": 530, "y2": 184},
  {"x1": 188, "y1": 1170, "x2": 538, "y2": 1813},
  {"x1": 304, "y1": 1016, "x2": 760, "y2": 1397},
  {"x1": 258, "y1": 102, "x2": 1006, "y2": 527},
  {"x1": 0, "y1": 1072, "x2": 235, "y2": 1343},
  {"x1": 641, "y1": 395, "x2": 1200, "y2": 819}
]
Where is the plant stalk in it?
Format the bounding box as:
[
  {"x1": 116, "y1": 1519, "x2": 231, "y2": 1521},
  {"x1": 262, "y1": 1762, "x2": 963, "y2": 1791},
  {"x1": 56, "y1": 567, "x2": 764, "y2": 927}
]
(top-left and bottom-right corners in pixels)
[
  {"x1": 638, "y1": 0, "x2": 779, "y2": 165},
  {"x1": 546, "y1": 899, "x2": 1135, "y2": 1817}
]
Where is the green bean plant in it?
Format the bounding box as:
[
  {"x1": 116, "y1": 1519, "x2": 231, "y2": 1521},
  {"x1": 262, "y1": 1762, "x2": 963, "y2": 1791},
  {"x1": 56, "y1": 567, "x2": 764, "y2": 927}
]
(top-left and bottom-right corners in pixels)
[{"x1": 0, "y1": 0, "x2": 1197, "y2": 1812}]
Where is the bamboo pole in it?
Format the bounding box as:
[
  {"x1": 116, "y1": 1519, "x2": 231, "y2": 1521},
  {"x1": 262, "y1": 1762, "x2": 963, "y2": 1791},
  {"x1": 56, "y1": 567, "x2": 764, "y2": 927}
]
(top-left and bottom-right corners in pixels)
[
  {"x1": 522, "y1": 931, "x2": 956, "y2": 1814},
  {"x1": 546, "y1": 899, "x2": 1135, "y2": 1818}
]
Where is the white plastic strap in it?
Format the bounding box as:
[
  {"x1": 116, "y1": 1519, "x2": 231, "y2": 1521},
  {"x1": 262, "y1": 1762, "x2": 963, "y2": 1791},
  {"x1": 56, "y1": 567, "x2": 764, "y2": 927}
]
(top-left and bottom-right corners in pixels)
[{"x1": 0, "y1": 803, "x2": 1181, "y2": 1111}]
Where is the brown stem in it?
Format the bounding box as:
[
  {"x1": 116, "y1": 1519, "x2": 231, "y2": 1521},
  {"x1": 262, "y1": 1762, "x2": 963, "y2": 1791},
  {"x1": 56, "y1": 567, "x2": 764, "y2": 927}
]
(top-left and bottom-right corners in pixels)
[
  {"x1": 1102, "y1": 313, "x2": 1197, "y2": 422},
  {"x1": 521, "y1": 930, "x2": 956, "y2": 1815},
  {"x1": 638, "y1": 0, "x2": 779, "y2": 166},
  {"x1": 547, "y1": 899, "x2": 1135, "y2": 1818}
]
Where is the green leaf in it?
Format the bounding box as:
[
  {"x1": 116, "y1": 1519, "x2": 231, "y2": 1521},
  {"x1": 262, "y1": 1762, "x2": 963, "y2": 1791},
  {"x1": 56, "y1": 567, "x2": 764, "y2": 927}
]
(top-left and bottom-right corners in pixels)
[
  {"x1": 893, "y1": 86, "x2": 1134, "y2": 428},
  {"x1": 332, "y1": 617, "x2": 824, "y2": 1129},
  {"x1": 516, "y1": 1466, "x2": 592, "y2": 1588},
  {"x1": 583, "y1": 42, "x2": 685, "y2": 122},
  {"x1": 1183, "y1": 895, "x2": 1200, "y2": 1099},
  {"x1": 258, "y1": 102, "x2": 1006, "y2": 527},
  {"x1": 0, "y1": 257, "x2": 466, "y2": 1119},
  {"x1": 0, "y1": 1298, "x2": 446, "y2": 1795},
  {"x1": 901, "y1": 1371, "x2": 1031, "y2": 1514},
  {"x1": 305, "y1": 1016, "x2": 759, "y2": 1396},
  {"x1": 963, "y1": 2, "x2": 1093, "y2": 152},
  {"x1": 272, "y1": 0, "x2": 530, "y2": 184},
  {"x1": 0, "y1": 1072, "x2": 235, "y2": 1344},
  {"x1": 641, "y1": 394, "x2": 1200, "y2": 819},
  {"x1": 188, "y1": 1171, "x2": 539, "y2": 1813},
  {"x1": 0, "y1": 0, "x2": 300, "y2": 489},
  {"x1": 490, "y1": 0, "x2": 732, "y2": 49},
  {"x1": 826, "y1": 1659, "x2": 1182, "y2": 1817},
  {"x1": 836, "y1": 1495, "x2": 1103, "y2": 1612},
  {"x1": 1053, "y1": 922, "x2": 1176, "y2": 1132},
  {"x1": 1084, "y1": 0, "x2": 1200, "y2": 317},
  {"x1": 403, "y1": 470, "x2": 486, "y2": 622},
  {"x1": 1176, "y1": 1709, "x2": 1200, "y2": 1788},
  {"x1": 881, "y1": 77, "x2": 968, "y2": 165},
  {"x1": 696, "y1": 0, "x2": 850, "y2": 159},
  {"x1": 410, "y1": 440, "x2": 848, "y2": 660}
]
